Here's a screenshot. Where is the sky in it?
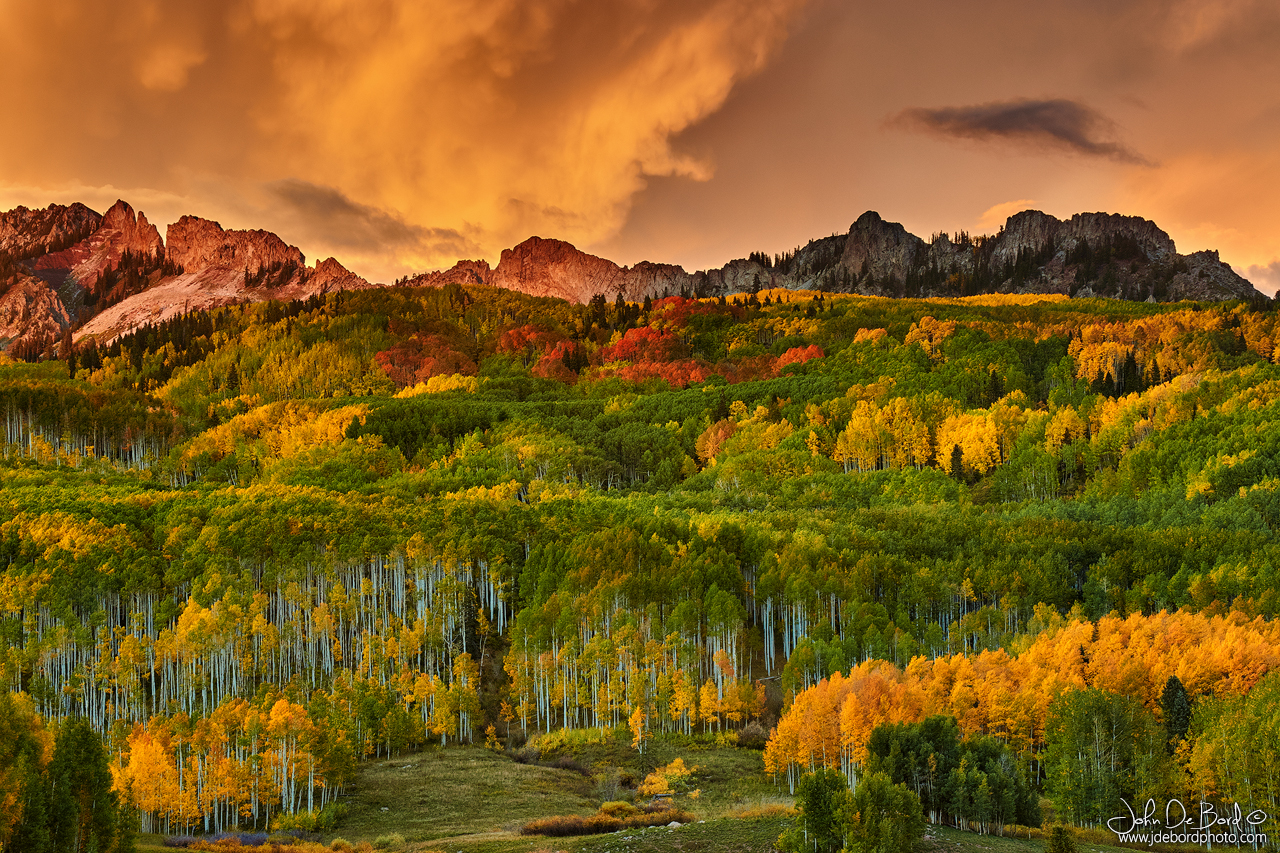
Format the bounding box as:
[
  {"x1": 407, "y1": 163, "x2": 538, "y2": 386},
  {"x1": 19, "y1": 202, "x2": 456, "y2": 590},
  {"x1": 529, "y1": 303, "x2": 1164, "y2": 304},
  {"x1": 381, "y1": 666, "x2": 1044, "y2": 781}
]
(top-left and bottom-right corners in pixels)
[{"x1": 1, "y1": 0, "x2": 1278, "y2": 293}]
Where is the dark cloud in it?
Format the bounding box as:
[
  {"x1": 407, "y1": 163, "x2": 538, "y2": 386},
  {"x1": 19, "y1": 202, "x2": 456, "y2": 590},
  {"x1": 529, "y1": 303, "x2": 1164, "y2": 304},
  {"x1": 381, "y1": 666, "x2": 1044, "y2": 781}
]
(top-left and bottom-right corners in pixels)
[
  {"x1": 1244, "y1": 261, "x2": 1280, "y2": 296},
  {"x1": 268, "y1": 179, "x2": 481, "y2": 261},
  {"x1": 889, "y1": 98, "x2": 1151, "y2": 165}
]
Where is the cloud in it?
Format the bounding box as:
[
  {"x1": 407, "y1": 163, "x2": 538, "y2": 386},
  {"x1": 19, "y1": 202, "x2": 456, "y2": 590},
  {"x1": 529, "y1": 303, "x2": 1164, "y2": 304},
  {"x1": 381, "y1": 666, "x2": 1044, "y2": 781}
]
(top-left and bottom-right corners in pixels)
[
  {"x1": 976, "y1": 199, "x2": 1039, "y2": 233},
  {"x1": 1117, "y1": 146, "x2": 1280, "y2": 290},
  {"x1": 1162, "y1": 0, "x2": 1280, "y2": 52},
  {"x1": 0, "y1": 0, "x2": 808, "y2": 280},
  {"x1": 1244, "y1": 261, "x2": 1280, "y2": 296},
  {"x1": 267, "y1": 179, "x2": 481, "y2": 261},
  {"x1": 890, "y1": 98, "x2": 1151, "y2": 165}
]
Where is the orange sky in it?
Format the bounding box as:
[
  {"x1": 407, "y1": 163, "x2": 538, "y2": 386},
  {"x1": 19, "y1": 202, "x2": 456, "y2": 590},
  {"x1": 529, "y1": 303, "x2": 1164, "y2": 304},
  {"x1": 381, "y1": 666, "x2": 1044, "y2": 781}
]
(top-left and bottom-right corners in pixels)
[{"x1": 2, "y1": 0, "x2": 1278, "y2": 293}]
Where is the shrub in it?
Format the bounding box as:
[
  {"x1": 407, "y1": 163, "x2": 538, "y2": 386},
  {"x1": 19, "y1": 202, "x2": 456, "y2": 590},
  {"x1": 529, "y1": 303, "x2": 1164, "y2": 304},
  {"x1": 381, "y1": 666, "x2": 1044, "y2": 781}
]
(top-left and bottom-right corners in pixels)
[
  {"x1": 527, "y1": 726, "x2": 619, "y2": 753},
  {"x1": 371, "y1": 833, "x2": 405, "y2": 849},
  {"x1": 1045, "y1": 825, "x2": 1078, "y2": 853},
  {"x1": 549, "y1": 754, "x2": 590, "y2": 776},
  {"x1": 730, "y1": 803, "x2": 797, "y2": 819},
  {"x1": 521, "y1": 814, "x2": 623, "y2": 837},
  {"x1": 330, "y1": 840, "x2": 353, "y2": 852},
  {"x1": 738, "y1": 721, "x2": 770, "y2": 749},
  {"x1": 275, "y1": 803, "x2": 346, "y2": 833},
  {"x1": 638, "y1": 757, "x2": 696, "y2": 795},
  {"x1": 521, "y1": 807, "x2": 694, "y2": 837},
  {"x1": 598, "y1": 801, "x2": 639, "y2": 818}
]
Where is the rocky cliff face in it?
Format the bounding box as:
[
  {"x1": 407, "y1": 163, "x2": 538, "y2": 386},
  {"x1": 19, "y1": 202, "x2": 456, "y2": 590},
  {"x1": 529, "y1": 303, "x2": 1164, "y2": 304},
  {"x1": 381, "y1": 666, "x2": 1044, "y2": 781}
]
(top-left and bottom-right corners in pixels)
[
  {"x1": 400, "y1": 209, "x2": 1263, "y2": 307},
  {"x1": 0, "y1": 273, "x2": 71, "y2": 349},
  {"x1": 75, "y1": 219, "x2": 378, "y2": 345},
  {"x1": 0, "y1": 201, "x2": 383, "y2": 350},
  {"x1": 768, "y1": 209, "x2": 1260, "y2": 303},
  {"x1": 841, "y1": 211, "x2": 926, "y2": 284},
  {"x1": 0, "y1": 203, "x2": 101, "y2": 259},
  {"x1": 489, "y1": 237, "x2": 628, "y2": 302},
  {"x1": 407, "y1": 238, "x2": 700, "y2": 303},
  {"x1": 32, "y1": 200, "x2": 164, "y2": 291},
  {"x1": 166, "y1": 216, "x2": 306, "y2": 276},
  {"x1": 0, "y1": 196, "x2": 1268, "y2": 351}
]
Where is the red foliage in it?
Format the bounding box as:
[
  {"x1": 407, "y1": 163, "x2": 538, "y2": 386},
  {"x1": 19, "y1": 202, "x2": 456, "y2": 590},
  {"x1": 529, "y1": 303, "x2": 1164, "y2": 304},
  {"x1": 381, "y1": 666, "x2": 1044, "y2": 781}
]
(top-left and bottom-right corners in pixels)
[
  {"x1": 596, "y1": 326, "x2": 682, "y2": 364},
  {"x1": 496, "y1": 324, "x2": 565, "y2": 362},
  {"x1": 649, "y1": 296, "x2": 717, "y2": 329},
  {"x1": 607, "y1": 358, "x2": 712, "y2": 388},
  {"x1": 533, "y1": 340, "x2": 584, "y2": 384},
  {"x1": 777, "y1": 344, "x2": 824, "y2": 368},
  {"x1": 375, "y1": 334, "x2": 477, "y2": 387},
  {"x1": 714, "y1": 355, "x2": 778, "y2": 384}
]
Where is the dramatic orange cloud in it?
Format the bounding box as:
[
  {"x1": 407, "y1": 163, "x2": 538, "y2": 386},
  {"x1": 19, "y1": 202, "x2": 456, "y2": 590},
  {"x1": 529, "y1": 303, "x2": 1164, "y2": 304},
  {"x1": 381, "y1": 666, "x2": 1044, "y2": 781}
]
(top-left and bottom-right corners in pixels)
[
  {"x1": 3, "y1": 0, "x2": 1279, "y2": 294},
  {"x1": 0, "y1": 0, "x2": 805, "y2": 280}
]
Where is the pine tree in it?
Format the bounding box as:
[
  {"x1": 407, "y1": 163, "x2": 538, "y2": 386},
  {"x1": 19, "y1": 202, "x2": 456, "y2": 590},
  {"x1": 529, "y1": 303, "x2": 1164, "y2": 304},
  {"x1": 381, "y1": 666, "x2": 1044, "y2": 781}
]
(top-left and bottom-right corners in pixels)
[
  {"x1": 1160, "y1": 675, "x2": 1192, "y2": 753},
  {"x1": 1044, "y1": 824, "x2": 1077, "y2": 853},
  {"x1": 10, "y1": 759, "x2": 54, "y2": 853},
  {"x1": 48, "y1": 718, "x2": 119, "y2": 853}
]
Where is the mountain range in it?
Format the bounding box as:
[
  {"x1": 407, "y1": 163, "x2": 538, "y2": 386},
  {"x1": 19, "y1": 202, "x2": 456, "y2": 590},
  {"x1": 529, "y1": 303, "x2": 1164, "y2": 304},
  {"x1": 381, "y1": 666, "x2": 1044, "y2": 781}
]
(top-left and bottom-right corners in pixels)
[{"x1": 0, "y1": 200, "x2": 1266, "y2": 353}]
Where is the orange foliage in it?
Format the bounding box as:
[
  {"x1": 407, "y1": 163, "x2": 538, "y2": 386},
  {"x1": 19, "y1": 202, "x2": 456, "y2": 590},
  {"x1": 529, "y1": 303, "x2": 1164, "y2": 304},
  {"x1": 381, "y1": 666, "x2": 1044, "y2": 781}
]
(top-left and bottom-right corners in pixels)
[
  {"x1": 375, "y1": 334, "x2": 477, "y2": 387},
  {"x1": 777, "y1": 345, "x2": 824, "y2": 369},
  {"x1": 764, "y1": 611, "x2": 1280, "y2": 780},
  {"x1": 596, "y1": 327, "x2": 682, "y2": 364}
]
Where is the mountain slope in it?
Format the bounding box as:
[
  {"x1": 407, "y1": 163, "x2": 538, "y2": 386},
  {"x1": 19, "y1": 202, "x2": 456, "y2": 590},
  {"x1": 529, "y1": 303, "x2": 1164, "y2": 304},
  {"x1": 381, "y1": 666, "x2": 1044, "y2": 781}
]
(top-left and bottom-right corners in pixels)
[
  {"x1": 0, "y1": 199, "x2": 1267, "y2": 352},
  {"x1": 0, "y1": 200, "x2": 381, "y2": 350}
]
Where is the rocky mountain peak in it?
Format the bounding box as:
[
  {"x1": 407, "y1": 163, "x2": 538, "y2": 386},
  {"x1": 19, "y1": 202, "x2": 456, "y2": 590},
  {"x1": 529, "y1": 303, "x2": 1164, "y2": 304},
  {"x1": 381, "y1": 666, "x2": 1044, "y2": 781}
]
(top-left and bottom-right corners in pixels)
[
  {"x1": 1062, "y1": 212, "x2": 1176, "y2": 259},
  {"x1": 30, "y1": 198, "x2": 165, "y2": 295},
  {"x1": 100, "y1": 199, "x2": 163, "y2": 252},
  {"x1": 841, "y1": 211, "x2": 926, "y2": 283},
  {"x1": 0, "y1": 203, "x2": 101, "y2": 259},
  {"x1": 490, "y1": 237, "x2": 626, "y2": 303},
  {"x1": 166, "y1": 216, "x2": 305, "y2": 275}
]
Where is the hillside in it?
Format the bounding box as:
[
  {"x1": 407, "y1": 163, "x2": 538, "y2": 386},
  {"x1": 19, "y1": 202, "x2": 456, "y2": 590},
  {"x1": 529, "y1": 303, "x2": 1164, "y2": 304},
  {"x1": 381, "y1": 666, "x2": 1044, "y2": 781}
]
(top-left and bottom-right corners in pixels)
[{"x1": 2, "y1": 281, "x2": 1280, "y2": 848}]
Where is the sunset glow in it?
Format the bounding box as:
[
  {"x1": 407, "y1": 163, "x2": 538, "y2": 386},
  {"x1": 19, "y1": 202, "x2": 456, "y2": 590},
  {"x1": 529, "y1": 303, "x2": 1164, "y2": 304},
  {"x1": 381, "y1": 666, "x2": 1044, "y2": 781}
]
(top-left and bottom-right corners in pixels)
[{"x1": 2, "y1": 0, "x2": 1278, "y2": 292}]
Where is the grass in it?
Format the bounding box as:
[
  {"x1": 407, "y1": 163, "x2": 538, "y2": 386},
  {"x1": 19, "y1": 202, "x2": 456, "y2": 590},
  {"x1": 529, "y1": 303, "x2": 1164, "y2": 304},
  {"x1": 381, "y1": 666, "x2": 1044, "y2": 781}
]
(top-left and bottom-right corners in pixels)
[
  {"x1": 137, "y1": 835, "x2": 169, "y2": 853},
  {"x1": 335, "y1": 745, "x2": 598, "y2": 844},
  {"x1": 323, "y1": 741, "x2": 792, "y2": 851},
  {"x1": 923, "y1": 824, "x2": 1145, "y2": 853},
  {"x1": 565, "y1": 815, "x2": 792, "y2": 853},
  {"x1": 134, "y1": 742, "x2": 1147, "y2": 853}
]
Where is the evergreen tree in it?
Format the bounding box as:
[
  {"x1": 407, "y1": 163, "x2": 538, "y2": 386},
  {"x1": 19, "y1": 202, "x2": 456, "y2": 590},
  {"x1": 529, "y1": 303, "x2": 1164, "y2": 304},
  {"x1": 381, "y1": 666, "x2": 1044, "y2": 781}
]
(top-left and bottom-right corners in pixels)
[
  {"x1": 48, "y1": 718, "x2": 118, "y2": 853},
  {"x1": 778, "y1": 767, "x2": 849, "y2": 853},
  {"x1": 10, "y1": 760, "x2": 54, "y2": 853},
  {"x1": 1044, "y1": 825, "x2": 1077, "y2": 853},
  {"x1": 839, "y1": 771, "x2": 925, "y2": 853},
  {"x1": 1160, "y1": 675, "x2": 1192, "y2": 752}
]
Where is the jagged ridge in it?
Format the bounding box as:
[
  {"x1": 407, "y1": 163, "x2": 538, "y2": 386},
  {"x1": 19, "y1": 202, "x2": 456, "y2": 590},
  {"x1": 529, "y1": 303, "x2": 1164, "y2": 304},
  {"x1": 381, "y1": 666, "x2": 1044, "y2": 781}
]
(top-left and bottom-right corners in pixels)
[
  {"x1": 409, "y1": 210, "x2": 1265, "y2": 306},
  {"x1": 0, "y1": 201, "x2": 378, "y2": 352},
  {"x1": 0, "y1": 200, "x2": 1267, "y2": 353}
]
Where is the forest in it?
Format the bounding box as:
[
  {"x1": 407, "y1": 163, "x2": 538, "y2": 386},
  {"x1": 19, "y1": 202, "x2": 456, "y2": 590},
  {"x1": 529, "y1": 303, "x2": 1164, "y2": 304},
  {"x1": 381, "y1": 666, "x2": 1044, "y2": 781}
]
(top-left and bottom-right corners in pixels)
[{"x1": 2, "y1": 281, "x2": 1280, "y2": 847}]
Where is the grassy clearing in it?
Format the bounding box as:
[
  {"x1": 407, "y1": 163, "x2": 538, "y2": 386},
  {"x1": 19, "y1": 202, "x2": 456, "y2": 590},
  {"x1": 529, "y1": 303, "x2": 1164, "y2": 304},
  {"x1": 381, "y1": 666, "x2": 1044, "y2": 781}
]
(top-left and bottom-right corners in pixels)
[
  {"x1": 334, "y1": 745, "x2": 597, "y2": 844},
  {"x1": 135, "y1": 744, "x2": 1142, "y2": 853},
  {"x1": 565, "y1": 815, "x2": 792, "y2": 853},
  {"x1": 315, "y1": 742, "x2": 793, "y2": 851},
  {"x1": 137, "y1": 834, "x2": 169, "y2": 853}
]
